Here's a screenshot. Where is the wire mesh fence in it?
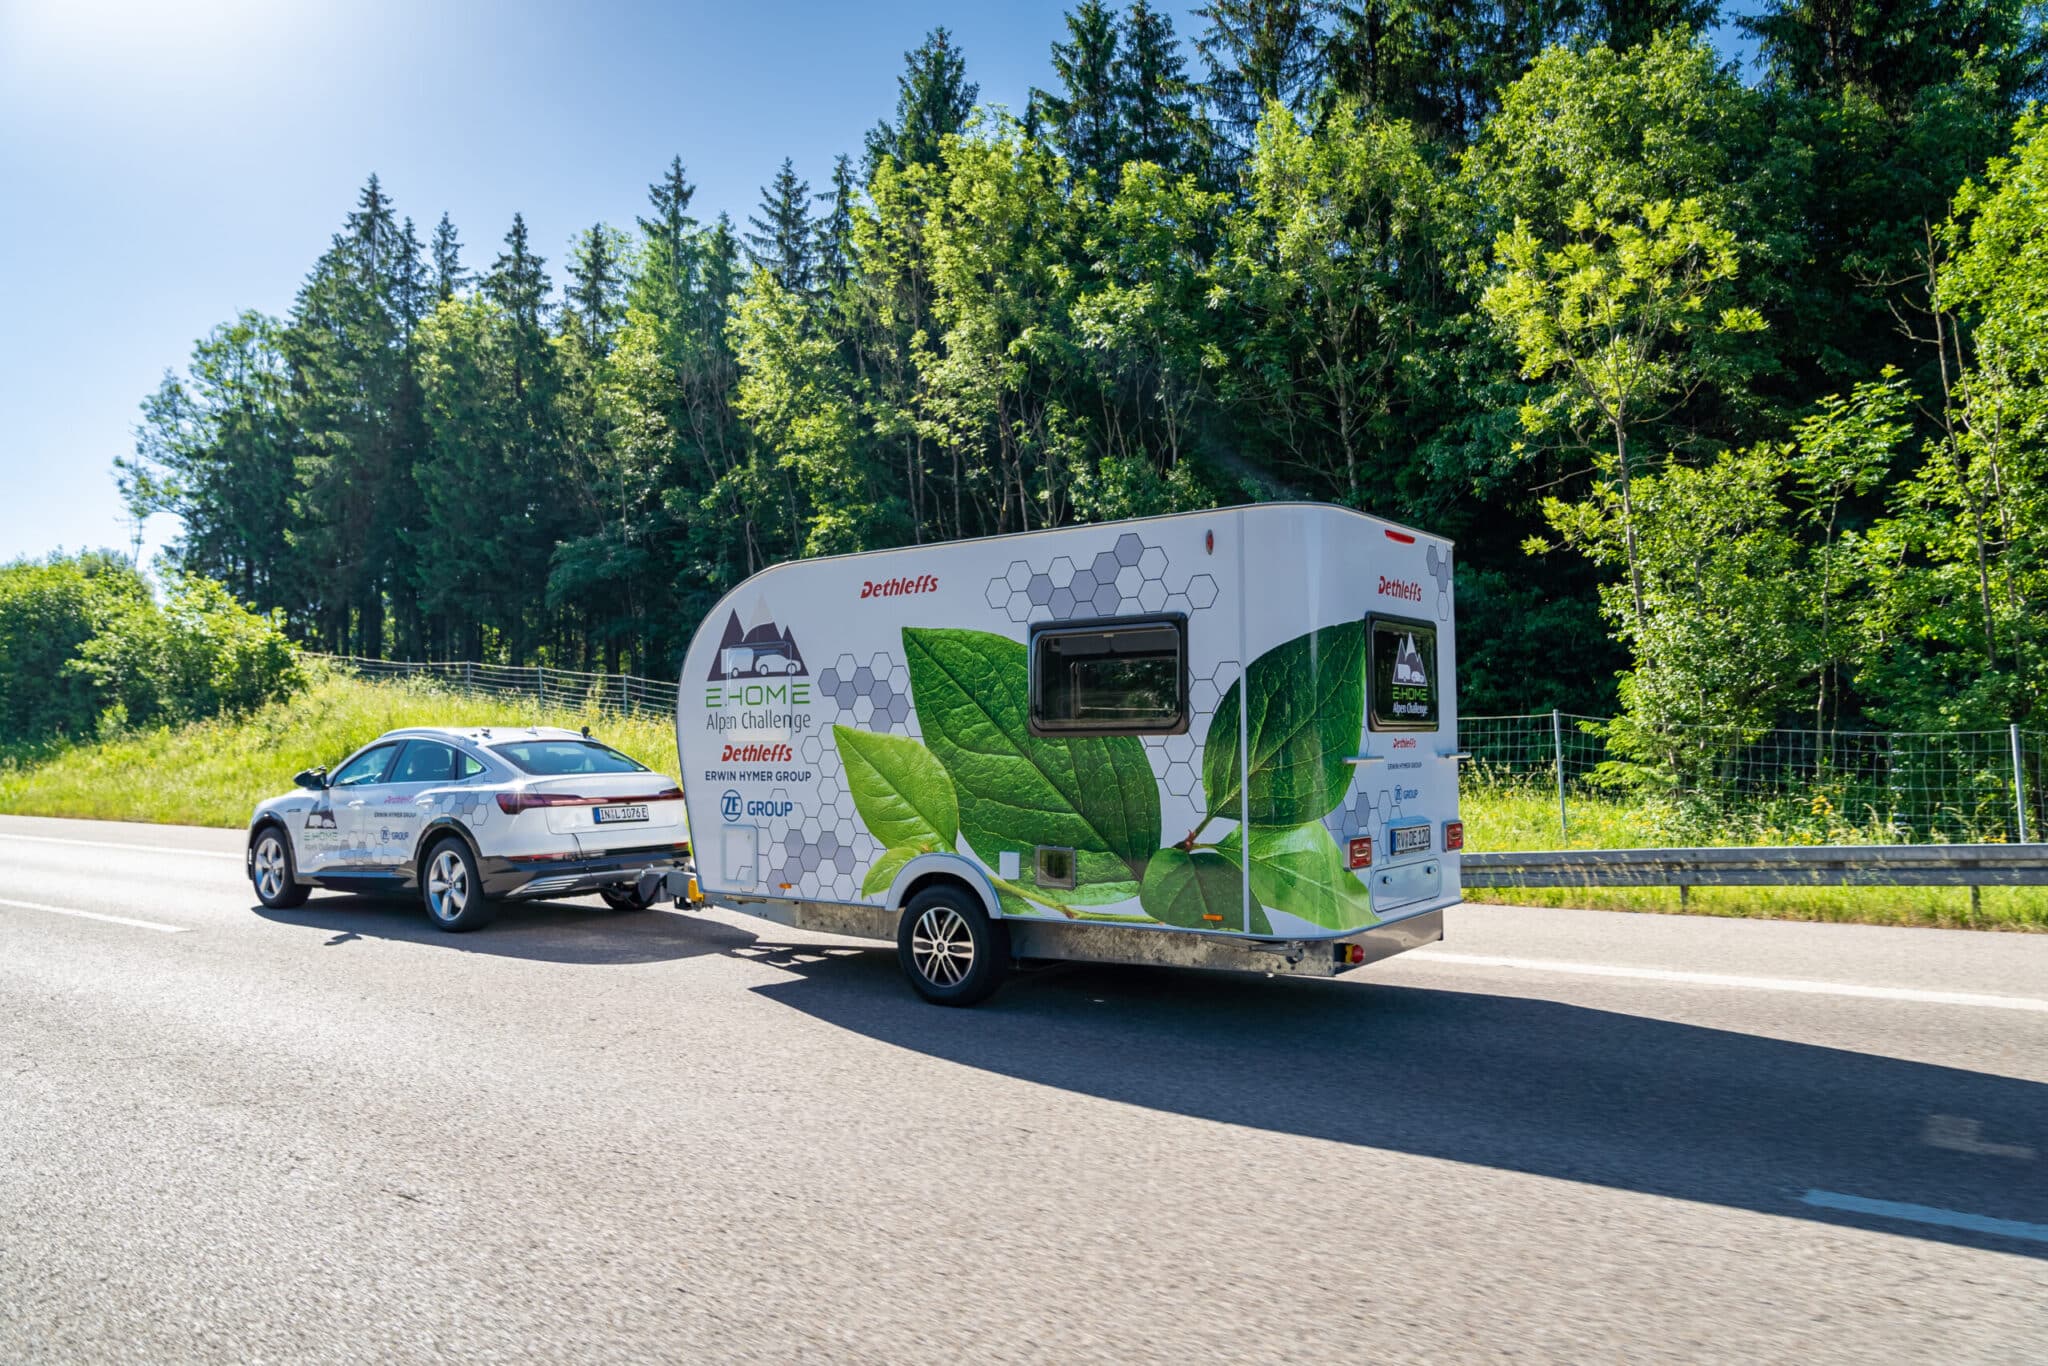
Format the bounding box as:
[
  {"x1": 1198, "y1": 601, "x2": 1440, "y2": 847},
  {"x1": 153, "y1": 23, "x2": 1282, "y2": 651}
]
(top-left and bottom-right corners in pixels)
[
  {"x1": 310, "y1": 656, "x2": 2039, "y2": 848},
  {"x1": 1464, "y1": 710, "x2": 2044, "y2": 846},
  {"x1": 316, "y1": 654, "x2": 682, "y2": 718}
]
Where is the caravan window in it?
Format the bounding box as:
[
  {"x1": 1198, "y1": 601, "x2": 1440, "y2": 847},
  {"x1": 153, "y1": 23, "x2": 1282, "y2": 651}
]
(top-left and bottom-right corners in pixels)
[
  {"x1": 1368, "y1": 616, "x2": 1439, "y2": 731},
  {"x1": 1029, "y1": 617, "x2": 1187, "y2": 735}
]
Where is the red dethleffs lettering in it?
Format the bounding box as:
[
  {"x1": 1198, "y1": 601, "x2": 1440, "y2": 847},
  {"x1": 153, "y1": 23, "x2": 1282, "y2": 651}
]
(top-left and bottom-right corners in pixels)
[
  {"x1": 720, "y1": 743, "x2": 793, "y2": 763},
  {"x1": 1377, "y1": 576, "x2": 1423, "y2": 602},
  {"x1": 860, "y1": 574, "x2": 939, "y2": 599}
]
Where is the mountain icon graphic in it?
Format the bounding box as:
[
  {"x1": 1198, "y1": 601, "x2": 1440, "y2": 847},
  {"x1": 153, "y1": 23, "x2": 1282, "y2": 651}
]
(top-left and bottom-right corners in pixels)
[
  {"x1": 709, "y1": 610, "x2": 808, "y2": 681},
  {"x1": 1392, "y1": 633, "x2": 1429, "y2": 687}
]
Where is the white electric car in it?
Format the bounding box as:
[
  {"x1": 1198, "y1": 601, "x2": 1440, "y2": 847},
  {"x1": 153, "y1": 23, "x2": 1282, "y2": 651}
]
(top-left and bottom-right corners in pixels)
[{"x1": 245, "y1": 726, "x2": 691, "y2": 930}]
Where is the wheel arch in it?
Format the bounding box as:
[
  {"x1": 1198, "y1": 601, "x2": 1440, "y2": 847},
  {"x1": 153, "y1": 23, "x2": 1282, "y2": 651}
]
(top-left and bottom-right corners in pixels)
[
  {"x1": 885, "y1": 852, "x2": 1002, "y2": 919},
  {"x1": 414, "y1": 818, "x2": 484, "y2": 887}
]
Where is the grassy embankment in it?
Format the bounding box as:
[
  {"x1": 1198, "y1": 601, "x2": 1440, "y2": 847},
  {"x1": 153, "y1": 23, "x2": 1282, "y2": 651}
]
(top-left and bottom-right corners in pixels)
[{"x1": 1, "y1": 668, "x2": 2038, "y2": 930}]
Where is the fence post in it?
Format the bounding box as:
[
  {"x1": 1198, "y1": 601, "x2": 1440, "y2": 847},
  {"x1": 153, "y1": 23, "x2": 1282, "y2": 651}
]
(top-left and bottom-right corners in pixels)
[
  {"x1": 1552, "y1": 708, "x2": 1568, "y2": 842},
  {"x1": 536, "y1": 665, "x2": 546, "y2": 705},
  {"x1": 2014, "y1": 723, "x2": 2031, "y2": 845}
]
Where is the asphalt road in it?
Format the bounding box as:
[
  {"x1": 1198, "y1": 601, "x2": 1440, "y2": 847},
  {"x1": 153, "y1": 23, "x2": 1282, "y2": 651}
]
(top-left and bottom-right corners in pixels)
[{"x1": 2, "y1": 812, "x2": 2044, "y2": 1363}]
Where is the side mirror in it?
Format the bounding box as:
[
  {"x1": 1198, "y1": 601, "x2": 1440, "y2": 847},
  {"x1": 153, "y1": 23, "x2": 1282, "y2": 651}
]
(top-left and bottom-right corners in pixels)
[{"x1": 294, "y1": 767, "x2": 329, "y2": 791}]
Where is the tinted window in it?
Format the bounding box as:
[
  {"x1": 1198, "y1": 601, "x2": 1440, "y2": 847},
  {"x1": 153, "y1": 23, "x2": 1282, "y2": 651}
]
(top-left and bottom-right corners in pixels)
[
  {"x1": 391, "y1": 740, "x2": 469, "y2": 784},
  {"x1": 1368, "y1": 616, "x2": 1438, "y2": 731},
  {"x1": 492, "y1": 740, "x2": 648, "y2": 775},
  {"x1": 331, "y1": 744, "x2": 399, "y2": 787},
  {"x1": 1030, "y1": 618, "x2": 1186, "y2": 735}
]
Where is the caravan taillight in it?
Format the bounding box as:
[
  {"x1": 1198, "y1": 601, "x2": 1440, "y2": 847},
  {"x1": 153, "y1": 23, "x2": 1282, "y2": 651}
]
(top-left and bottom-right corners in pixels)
[
  {"x1": 1443, "y1": 821, "x2": 1465, "y2": 851},
  {"x1": 1347, "y1": 836, "x2": 1373, "y2": 869}
]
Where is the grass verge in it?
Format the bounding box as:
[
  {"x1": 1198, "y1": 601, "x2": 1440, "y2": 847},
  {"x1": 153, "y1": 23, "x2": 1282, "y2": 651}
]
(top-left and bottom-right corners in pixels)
[{"x1": 0, "y1": 669, "x2": 2038, "y2": 930}]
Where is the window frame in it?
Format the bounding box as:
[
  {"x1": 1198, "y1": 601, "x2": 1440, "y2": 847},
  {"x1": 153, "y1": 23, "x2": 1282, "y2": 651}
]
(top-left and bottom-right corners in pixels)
[
  {"x1": 389, "y1": 739, "x2": 474, "y2": 786},
  {"x1": 1027, "y1": 613, "x2": 1190, "y2": 737},
  {"x1": 1365, "y1": 612, "x2": 1441, "y2": 733}
]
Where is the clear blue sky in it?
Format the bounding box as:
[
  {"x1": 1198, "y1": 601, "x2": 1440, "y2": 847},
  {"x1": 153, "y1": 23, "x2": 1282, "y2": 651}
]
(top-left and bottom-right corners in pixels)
[{"x1": 0, "y1": 0, "x2": 1756, "y2": 568}]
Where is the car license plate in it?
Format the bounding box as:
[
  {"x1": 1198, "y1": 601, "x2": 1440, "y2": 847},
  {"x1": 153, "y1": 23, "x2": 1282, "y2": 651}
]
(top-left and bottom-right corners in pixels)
[
  {"x1": 594, "y1": 804, "x2": 649, "y2": 824},
  {"x1": 1390, "y1": 824, "x2": 1430, "y2": 855}
]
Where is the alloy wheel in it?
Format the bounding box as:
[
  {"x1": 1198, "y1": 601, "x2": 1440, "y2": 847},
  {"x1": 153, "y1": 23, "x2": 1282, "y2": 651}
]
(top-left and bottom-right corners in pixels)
[
  {"x1": 254, "y1": 835, "x2": 286, "y2": 899},
  {"x1": 427, "y1": 848, "x2": 469, "y2": 921},
  {"x1": 910, "y1": 905, "x2": 974, "y2": 987}
]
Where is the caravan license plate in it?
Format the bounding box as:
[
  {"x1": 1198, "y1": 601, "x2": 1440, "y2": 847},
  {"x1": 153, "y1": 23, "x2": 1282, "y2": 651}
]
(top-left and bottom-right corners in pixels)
[
  {"x1": 594, "y1": 804, "x2": 649, "y2": 825},
  {"x1": 1390, "y1": 824, "x2": 1431, "y2": 855}
]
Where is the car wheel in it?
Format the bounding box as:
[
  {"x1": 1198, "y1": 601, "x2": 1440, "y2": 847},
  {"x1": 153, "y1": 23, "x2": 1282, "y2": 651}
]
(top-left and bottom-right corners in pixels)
[
  {"x1": 250, "y1": 826, "x2": 311, "y2": 909},
  {"x1": 896, "y1": 883, "x2": 1009, "y2": 1006},
  {"x1": 422, "y1": 837, "x2": 497, "y2": 932},
  {"x1": 600, "y1": 884, "x2": 654, "y2": 912}
]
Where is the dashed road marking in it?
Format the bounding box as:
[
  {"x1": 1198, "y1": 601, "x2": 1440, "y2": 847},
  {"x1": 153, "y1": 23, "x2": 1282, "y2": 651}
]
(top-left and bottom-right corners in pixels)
[
  {"x1": 1923, "y1": 1115, "x2": 2037, "y2": 1160},
  {"x1": 0, "y1": 831, "x2": 240, "y2": 860},
  {"x1": 0, "y1": 896, "x2": 189, "y2": 934},
  {"x1": 1407, "y1": 951, "x2": 2048, "y2": 1013},
  {"x1": 1801, "y1": 1189, "x2": 2048, "y2": 1245}
]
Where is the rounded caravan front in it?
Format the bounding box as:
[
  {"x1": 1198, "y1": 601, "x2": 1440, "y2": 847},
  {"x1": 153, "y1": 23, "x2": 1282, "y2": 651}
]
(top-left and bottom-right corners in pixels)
[{"x1": 673, "y1": 505, "x2": 1460, "y2": 1004}]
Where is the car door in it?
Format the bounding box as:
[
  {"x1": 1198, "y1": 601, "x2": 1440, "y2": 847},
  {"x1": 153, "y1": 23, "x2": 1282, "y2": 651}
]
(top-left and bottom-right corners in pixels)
[
  {"x1": 326, "y1": 742, "x2": 402, "y2": 872},
  {"x1": 373, "y1": 740, "x2": 479, "y2": 870}
]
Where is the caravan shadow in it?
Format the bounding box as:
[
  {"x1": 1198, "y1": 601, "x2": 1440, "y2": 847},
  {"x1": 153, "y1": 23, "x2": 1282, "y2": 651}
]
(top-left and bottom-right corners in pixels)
[{"x1": 748, "y1": 945, "x2": 2048, "y2": 1258}]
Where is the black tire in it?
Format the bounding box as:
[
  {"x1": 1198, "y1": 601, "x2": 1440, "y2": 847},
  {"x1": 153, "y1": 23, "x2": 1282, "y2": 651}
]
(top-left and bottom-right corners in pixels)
[
  {"x1": 250, "y1": 825, "x2": 311, "y2": 909},
  {"x1": 600, "y1": 884, "x2": 654, "y2": 912},
  {"x1": 421, "y1": 836, "x2": 497, "y2": 932},
  {"x1": 896, "y1": 883, "x2": 1010, "y2": 1006}
]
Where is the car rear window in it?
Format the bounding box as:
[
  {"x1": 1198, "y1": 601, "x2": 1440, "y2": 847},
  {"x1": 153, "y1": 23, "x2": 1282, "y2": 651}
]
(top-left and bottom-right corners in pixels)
[{"x1": 491, "y1": 739, "x2": 648, "y2": 776}]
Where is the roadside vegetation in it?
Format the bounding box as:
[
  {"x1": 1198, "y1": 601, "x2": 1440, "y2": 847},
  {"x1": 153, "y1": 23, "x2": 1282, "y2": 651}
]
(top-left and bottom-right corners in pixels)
[{"x1": 2, "y1": 670, "x2": 2037, "y2": 930}]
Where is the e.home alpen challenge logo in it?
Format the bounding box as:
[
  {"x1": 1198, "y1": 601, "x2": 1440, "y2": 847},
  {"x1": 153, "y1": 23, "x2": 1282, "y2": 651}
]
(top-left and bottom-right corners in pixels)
[{"x1": 707, "y1": 603, "x2": 807, "y2": 680}]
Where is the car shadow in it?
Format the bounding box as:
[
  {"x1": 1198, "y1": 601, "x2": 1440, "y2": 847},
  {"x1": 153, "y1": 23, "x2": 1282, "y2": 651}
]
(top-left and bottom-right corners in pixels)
[
  {"x1": 252, "y1": 895, "x2": 758, "y2": 965},
  {"x1": 745, "y1": 944, "x2": 2048, "y2": 1259}
]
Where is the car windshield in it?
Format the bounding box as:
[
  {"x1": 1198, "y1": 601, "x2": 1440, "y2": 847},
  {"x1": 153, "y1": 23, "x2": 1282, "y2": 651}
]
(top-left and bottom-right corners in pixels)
[{"x1": 492, "y1": 739, "x2": 648, "y2": 776}]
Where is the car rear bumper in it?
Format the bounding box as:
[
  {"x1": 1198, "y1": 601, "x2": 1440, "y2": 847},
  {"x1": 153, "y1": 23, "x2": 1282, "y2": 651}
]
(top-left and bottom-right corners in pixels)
[{"x1": 481, "y1": 844, "x2": 691, "y2": 900}]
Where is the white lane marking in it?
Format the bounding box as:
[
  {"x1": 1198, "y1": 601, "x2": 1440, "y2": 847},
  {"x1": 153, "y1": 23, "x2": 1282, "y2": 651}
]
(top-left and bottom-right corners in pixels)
[
  {"x1": 0, "y1": 831, "x2": 240, "y2": 860},
  {"x1": 1801, "y1": 1189, "x2": 2048, "y2": 1244},
  {"x1": 1407, "y1": 951, "x2": 2048, "y2": 1014},
  {"x1": 1923, "y1": 1115, "x2": 2037, "y2": 1160},
  {"x1": 0, "y1": 896, "x2": 189, "y2": 934}
]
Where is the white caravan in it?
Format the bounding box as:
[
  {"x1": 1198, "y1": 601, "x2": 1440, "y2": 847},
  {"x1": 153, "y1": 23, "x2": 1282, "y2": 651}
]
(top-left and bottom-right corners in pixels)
[{"x1": 671, "y1": 504, "x2": 1461, "y2": 1005}]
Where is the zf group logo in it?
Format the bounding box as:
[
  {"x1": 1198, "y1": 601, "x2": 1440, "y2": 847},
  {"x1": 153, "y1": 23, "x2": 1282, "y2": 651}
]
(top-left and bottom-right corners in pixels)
[{"x1": 720, "y1": 789, "x2": 742, "y2": 821}]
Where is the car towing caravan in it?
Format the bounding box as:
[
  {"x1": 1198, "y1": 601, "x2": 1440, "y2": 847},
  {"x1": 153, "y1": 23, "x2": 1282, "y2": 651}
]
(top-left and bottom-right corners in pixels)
[{"x1": 669, "y1": 504, "x2": 1461, "y2": 1005}]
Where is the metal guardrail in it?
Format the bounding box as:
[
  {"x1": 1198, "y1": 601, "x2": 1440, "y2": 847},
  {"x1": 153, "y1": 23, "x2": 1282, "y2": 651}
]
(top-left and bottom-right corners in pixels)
[{"x1": 1463, "y1": 844, "x2": 2048, "y2": 911}]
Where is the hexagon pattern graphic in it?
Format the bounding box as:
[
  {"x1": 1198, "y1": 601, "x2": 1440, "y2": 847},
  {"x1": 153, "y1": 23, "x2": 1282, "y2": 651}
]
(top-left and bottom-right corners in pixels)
[
  {"x1": 1425, "y1": 542, "x2": 1453, "y2": 621},
  {"x1": 982, "y1": 531, "x2": 1220, "y2": 626},
  {"x1": 767, "y1": 650, "x2": 914, "y2": 898}
]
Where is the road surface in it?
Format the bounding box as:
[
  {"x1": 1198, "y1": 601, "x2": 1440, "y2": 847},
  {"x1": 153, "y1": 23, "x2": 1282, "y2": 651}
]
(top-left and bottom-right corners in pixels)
[{"x1": 2, "y1": 813, "x2": 2044, "y2": 1362}]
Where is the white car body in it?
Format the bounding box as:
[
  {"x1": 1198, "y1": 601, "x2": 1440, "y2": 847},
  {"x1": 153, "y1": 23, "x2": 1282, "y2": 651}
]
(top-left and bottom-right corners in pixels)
[{"x1": 245, "y1": 725, "x2": 690, "y2": 910}]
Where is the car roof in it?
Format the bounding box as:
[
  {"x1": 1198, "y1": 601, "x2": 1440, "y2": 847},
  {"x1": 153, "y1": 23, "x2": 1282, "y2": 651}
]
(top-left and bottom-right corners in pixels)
[{"x1": 373, "y1": 725, "x2": 592, "y2": 747}]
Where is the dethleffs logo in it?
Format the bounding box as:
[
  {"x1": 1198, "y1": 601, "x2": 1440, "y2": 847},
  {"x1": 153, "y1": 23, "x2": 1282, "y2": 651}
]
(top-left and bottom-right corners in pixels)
[
  {"x1": 1377, "y1": 575, "x2": 1423, "y2": 603},
  {"x1": 860, "y1": 573, "x2": 938, "y2": 599}
]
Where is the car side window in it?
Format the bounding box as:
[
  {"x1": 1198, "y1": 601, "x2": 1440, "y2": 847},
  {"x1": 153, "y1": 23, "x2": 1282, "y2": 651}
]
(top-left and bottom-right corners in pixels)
[
  {"x1": 331, "y1": 744, "x2": 399, "y2": 788},
  {"x1": 391, "y1": 740, "x2": 463, "y2": 785},
  {"x1": 459, "y1": 752, "x2": 486, "y2": 780}
]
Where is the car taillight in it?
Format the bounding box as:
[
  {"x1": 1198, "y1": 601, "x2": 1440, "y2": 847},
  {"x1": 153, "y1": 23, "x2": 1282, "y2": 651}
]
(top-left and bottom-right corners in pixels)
[
  {"x1": 1443, "y1": 821, "x2": 1464, "y2": 851},
  {"x1": 496, "y1": 791, "x2": 587, "y2": 815}
]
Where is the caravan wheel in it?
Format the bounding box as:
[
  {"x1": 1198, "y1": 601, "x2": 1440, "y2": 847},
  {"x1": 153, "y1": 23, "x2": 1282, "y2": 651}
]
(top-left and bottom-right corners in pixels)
[{"x1": 897, "y1": 884, "x2": 1009, "y2": 1006}]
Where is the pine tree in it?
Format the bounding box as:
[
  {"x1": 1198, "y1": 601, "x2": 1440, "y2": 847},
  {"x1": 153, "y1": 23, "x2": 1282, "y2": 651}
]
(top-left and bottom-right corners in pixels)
[
  {"x1": 430, "y1": 212, "x2": 467, "y2": 301},
  {"x1": 486, "y1": 213, "x2": 553, "y2": 336},
  {"x1": 567, "y1": 223, "x2": 625, "y2": 352},
  {"x1": 814, "y1": 154, "x2": 858, "y2": 291},
  {"x1": 1194, "y1": 0, "x2": 1327, "y2": 162},
  {"x1": 1117, "y1": 0, "x2": 1197, "y2": 171},
  {"x1": 746, "y1": 158, "x2": 816, "y2": 293},
  {"x1": 1032, "y1": 1, "x2": 1127, "y2": 182},
  {"x1": 639, "y1": 156, "x2": 698, "y2": 290},
  {"x1": 864, "y1": 27, "x2": 979, "y2": 173}
]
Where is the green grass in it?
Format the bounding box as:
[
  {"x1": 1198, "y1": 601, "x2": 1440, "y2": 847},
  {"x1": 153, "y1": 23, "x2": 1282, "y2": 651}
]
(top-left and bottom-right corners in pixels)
[
  {"x1": 1, "y1": 670, "x2": 2039, "y2": 930},
  {"x1": 0, "y1": 665, "x2": 678, "y2": 829}
]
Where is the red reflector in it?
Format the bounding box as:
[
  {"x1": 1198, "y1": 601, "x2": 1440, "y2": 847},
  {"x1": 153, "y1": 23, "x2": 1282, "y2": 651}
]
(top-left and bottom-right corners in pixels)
[
  {"x1": 1443, "y1": 821, "x2": 1465, "y2": 851},
  {"x1": 1334, "y1": 943, "x2": 1366, "y2": 965},
  {"x1": 1383, "y1": 528, "x2": 1417, "y2": 544},
  {"x1": 1348, "y1": 836, "x2": 1373, "y2": 869}
]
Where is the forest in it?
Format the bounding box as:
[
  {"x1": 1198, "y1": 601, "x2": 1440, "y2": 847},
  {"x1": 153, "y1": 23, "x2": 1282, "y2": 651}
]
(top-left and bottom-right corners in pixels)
[{"x1": 117, "y1": 0, "x2": 2048, "y2": 768}]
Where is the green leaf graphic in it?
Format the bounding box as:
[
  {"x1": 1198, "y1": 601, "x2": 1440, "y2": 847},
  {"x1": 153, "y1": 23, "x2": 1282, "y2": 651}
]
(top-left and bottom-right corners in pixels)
[
  {"x1": 861, "y1": 844, "x2": 932, "y2": 896},
  {"x1": 1238, "y1": 823, "x2": 1378, "y2": 932},
  {"x1": 1203, "y1": 622, "x2": 1365, "y2": 826},
  {"x1": 834, "y1": 724, "x2": 959, "y2": 851},
  {"x1": 904, "y1": 627, "x2": 1159, "y2": 872},
  {"x1": 1139, "y1": 846, "x2": 1245, "y2": 929}
]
